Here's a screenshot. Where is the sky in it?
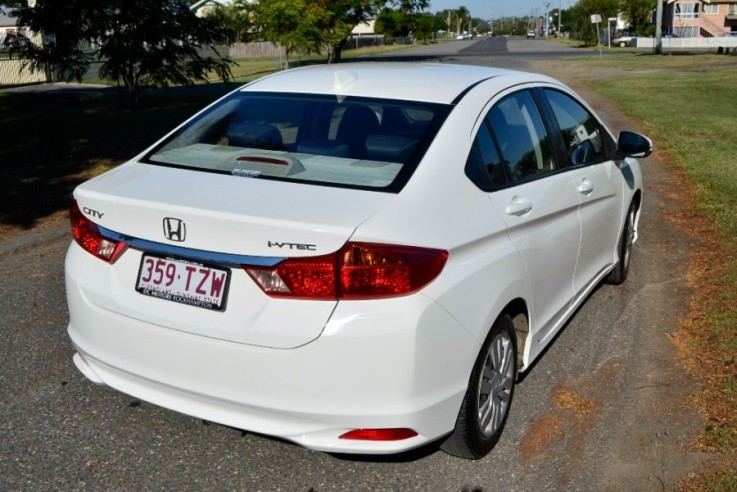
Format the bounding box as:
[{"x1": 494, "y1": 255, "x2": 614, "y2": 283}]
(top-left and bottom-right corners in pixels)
[{"x1": 427, "y1": 0, "x2": 576, "y2": 19}]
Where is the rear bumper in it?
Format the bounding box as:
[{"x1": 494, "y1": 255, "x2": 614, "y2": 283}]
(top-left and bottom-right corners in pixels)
[{"x1": 66, "y1": 249, "x2": 480, "y2": 454}]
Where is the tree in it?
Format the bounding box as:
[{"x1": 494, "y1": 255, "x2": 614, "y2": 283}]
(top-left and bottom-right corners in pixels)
[
  {"x1": 455, "y1": 6, "x2": 469, "y2": 35},
  {"x1": 312, "y1": 0, "x2": 380, "y2": 64},
  {"x1": 414, "y1": 13, "x2": 444, "y2": 41},
  {"x1": 375, "y1": 8, "x2": 410, "y2": 38},
  {"x1": 621, "y1": 0, "x2": 656, "y2": 35},
  {"x1": 205, "y1": 0, "x2": 256, "y2": 43},
  {"x1": 312, "y1": 0, "x2": 428, "y2": 63},
  {"x1": 570, "y1": 0, "x2": 620, "y2": 45},
  {"x1": 0, "y1": 1, "x2": 24, "y2": 10},
  {"x1": 254, "y1": 0, "x2": 325, "y2": 68},
  {"x1": 7, "y1": 0, "x2": 233, "y2": 106}
]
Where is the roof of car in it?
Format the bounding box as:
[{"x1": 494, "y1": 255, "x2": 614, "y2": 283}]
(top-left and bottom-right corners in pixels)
[{"x1": 241, "y1": 62, "x2": 553, "y2": 105}]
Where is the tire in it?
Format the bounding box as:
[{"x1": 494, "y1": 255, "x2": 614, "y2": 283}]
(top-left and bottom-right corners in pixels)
[
  {"x1": 619, "y1": 41, "x2": 626, "y2": 47},
  {"x1": 606, "y1": 201, "x2": 637, "y2": 285},
  {"x1": 441, "y1": 314, "x2": 517, "y2": 459}
]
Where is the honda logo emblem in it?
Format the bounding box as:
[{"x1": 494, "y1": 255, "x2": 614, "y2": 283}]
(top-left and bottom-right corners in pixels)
[{"x1": 163, "y1": 217, "x2": 186, "y2": 242}]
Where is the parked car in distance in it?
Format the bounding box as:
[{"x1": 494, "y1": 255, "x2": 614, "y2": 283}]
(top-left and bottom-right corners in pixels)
[
  {"x1": 66, "y1": 62, "x2": 652, "y2": 460},
  {"x1": 527, "y1": 29, "x2": 536, "y2": 39},
  {"x1": 612, "y1": 35, "x2": 635, "y2": 47},
  {"x1": 456, "y1": 33, "x2": 473, "y2": 40}
]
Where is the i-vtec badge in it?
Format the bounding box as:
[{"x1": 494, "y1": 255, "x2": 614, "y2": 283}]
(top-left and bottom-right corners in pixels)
[
  {"x1": 163, "y1": 217, "x2": 186, "y2": 242},
  {"x1": 268, "y1": 241, "x2": 317, "y2": 251}
]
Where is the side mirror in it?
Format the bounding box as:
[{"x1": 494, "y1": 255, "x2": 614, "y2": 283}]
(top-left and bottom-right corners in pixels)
[{"x1": 617, "y1": 131, "x2": 653, "y2": 158}]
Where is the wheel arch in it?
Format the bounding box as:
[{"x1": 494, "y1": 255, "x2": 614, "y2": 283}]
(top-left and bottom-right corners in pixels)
[
  {"x1": 497, "y1": 298, "x2": 529, "y2": 372},
  {"x1": 630, "y1": 189, "x2": 643, "y2": 241}
]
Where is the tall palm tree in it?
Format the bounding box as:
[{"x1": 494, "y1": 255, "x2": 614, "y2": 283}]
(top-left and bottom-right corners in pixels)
[{"x1": 456, "y1": 5, "x2": 469, "y2": 35}]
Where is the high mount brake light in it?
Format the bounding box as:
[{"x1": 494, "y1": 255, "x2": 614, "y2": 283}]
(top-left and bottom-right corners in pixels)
[
  {"x1": 70, "y1": 200, "x2": 127, "y2": 263},
  {"x1": 245, "y1": 242, "x2": 448, "y2": 300}
]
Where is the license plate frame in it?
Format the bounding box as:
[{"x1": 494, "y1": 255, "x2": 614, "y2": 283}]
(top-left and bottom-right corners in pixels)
[{"x1": 135, "y1": 253, "x2": 231, "y2": 312}]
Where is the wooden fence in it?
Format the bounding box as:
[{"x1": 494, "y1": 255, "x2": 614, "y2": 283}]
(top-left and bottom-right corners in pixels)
[{"x1": 0, "y1": 52, "x2": 49, "y2": 86}]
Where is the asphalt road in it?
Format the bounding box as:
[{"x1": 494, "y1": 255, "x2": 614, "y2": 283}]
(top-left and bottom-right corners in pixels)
[{"x1": 0, "y1": 38, "x2": 709, "y2": 490}]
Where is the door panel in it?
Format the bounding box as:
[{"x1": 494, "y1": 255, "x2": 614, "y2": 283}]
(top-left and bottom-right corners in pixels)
[
  {"x1": 488, "y1": 174, "x2": 580, "y2": 341},
  {"x1": 541, "y1": 89, "x2": 624, "y2": 295},
  {"x1": 482, "y1": 90, "x2": 581, "y2": 341},
  {"x1": 571, "y1": 163, "x2": 623, "y2": 295}
]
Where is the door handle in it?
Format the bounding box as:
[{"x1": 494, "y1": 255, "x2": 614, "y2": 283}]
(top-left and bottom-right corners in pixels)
[
  {"x1": 578, "y1": 178, "x2": 594, "y2": 196},
  {"x1": 505, "y1": 196, "x2": 532, "y2": 216}
]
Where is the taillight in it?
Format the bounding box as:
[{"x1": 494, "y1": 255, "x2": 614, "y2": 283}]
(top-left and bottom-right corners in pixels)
[
  {"x1": 70, "y1": 200, "x2": 127, "y2": 263},
  {"x1": 245, "y1": 242, "x2": 447, "y2": 300},
  {"x1": 339, "y1": 428, "x2": 418, "y2": 441}
]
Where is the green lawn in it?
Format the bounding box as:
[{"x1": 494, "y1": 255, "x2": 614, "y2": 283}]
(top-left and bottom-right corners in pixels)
[{"x1": 577, "y1": 53, "x2": 737, "y2": 489}]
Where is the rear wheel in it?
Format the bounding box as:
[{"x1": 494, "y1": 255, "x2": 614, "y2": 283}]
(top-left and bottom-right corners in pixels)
[
  {"x1": 606, "y1": 201, "x2": 637, "y2": 285},
  {"x1": 619, "y1": 41, "x2": 627, "y2": 47},
  {"x1": 441, "y1": 314, "x2": 517, "y2": 459}
]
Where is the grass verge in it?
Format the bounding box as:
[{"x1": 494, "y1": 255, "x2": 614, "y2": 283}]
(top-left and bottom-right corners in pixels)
[{"x1": 574, "y1": 53, "x2": 737, "y2": 488}]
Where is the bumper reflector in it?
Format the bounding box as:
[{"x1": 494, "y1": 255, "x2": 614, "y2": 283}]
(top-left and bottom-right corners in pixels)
[{"x1": 339, "y1": 428, "x2": 418, "y2": 441}]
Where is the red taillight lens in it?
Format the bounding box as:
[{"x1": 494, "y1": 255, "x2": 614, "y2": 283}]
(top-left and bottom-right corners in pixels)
[
  {"x1": 339, "y1": 242, "x2": 448, "y2": 299},
  {"x1": 246, "y1": 253, "x2": 337, "y2": 299},
  {"x1": 245, "y1": 242, "x2": 447, "y2": 300},
  {"x1": 70, "y1": 200, "x2": 127, "y2": 263},
  {"x1": 339, "y1": 428, "x2": 418, "y2": 441}
]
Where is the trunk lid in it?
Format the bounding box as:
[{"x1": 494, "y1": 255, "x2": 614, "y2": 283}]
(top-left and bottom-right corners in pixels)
[{"x1": 73, "y1": 162, "x2": 394, "y2": 348}]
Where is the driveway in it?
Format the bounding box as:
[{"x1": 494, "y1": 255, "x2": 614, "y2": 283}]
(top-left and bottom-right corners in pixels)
[{"x1": 0, "y1": 38, "x2": 709, "y2": 490}]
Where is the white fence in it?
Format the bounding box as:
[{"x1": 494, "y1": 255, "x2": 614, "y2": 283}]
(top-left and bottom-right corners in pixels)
[{"x1": 634, "y1": 36, "x2": 737, "y2": 49}]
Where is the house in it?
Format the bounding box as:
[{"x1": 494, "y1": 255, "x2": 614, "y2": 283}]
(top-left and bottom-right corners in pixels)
[
  {"x1": 0, "y1": 8, "x2": 48, "y2": 86},
  {"x1": 0, "y1": 8, "x2": 23, "y2": 47},
  {"x1": 663, "y1": 0, "x2": 737, "y2": 37},
  {"x1": 352, "y1": 19, "x2": 377, "y2": 36}
]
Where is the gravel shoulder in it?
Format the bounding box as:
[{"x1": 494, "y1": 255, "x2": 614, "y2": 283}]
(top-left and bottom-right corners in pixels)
[{"x1": 517, "y1": 56, "x2": 712, "y2": 489}]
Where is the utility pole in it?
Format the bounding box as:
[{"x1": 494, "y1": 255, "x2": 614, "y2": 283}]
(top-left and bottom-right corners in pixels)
[
  {"x1": 558, "y1": 0, "x2": 562, "y2": 35},
  {"x1": 655, "y1": 0, "x2": 663, "y2": 54},
  {"x1": 544, "y1": 0, "x2": 551, "y2": 37}
]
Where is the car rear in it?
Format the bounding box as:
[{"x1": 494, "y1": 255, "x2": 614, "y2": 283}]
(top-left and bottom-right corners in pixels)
[{"x1": 65, "y1": 64, "x2": 496, "y2": 453}]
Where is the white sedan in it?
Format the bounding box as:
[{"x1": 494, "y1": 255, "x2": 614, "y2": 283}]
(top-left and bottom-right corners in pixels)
[{"x1": 66, "y1": 63, "x2": 652, "y2": 459}]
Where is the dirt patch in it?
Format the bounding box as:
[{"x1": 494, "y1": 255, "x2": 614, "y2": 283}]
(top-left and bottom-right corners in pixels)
[
  {"x1": 519, "y1": 382, "x2": 605, "y2": 487},
  {"x1": 551, "y1": 385, "x2": 598, "y2": 414},
  {"x1": 519, "y1": 413, "x2": 565, "y2": 464}
]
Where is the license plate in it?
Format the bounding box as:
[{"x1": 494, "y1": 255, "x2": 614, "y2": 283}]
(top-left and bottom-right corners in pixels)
[{"x1": 136, "y1": 254, "x2": 230, "y2": 311}]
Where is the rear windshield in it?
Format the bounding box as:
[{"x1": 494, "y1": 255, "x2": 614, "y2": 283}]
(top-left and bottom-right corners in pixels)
[{"x1": 143, "y1": 92, "x2": 451, "y2": 192}]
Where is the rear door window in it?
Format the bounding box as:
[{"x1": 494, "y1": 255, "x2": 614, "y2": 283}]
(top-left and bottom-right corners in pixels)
[
  {"x1": 465, "y1": 89, "x2": 558, "y2": 190},
  {"x1": 488, "y1": 91, "x2": 557, "y2": 183}
]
